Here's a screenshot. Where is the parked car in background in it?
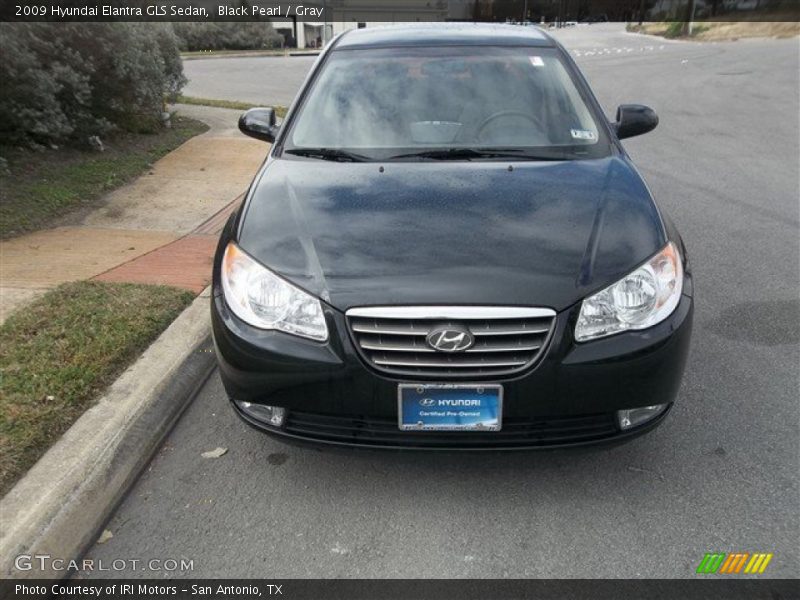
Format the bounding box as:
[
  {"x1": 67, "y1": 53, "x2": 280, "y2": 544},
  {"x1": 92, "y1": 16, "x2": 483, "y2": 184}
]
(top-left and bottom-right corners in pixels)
[{"x1": 581, "y1": 14, "x2": 609, "y2": 23}]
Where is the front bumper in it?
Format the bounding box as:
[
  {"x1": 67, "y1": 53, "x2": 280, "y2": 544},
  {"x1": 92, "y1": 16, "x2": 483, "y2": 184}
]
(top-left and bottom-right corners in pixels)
[{"x1": 211, "y1": 286, "x2": 693, "y2": 450}]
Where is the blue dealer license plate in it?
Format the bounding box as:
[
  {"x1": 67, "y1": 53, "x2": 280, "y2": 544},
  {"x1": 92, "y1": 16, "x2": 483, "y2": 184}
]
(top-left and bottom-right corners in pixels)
[{"x1": 398, "y1": 384, "x2": 503, "y2": 431}]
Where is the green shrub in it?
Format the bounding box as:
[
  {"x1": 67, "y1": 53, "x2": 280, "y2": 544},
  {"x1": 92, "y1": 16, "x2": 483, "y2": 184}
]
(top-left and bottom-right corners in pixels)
[
  {"x1": 0, "y1": 23, "x2": 186, "y2": 146},
  {"x1": 173, "y1": 22, "x2": 283, "y2": 51},
  {"x1": 664, "y1": 21, "x2": 686, "y2": 38}
]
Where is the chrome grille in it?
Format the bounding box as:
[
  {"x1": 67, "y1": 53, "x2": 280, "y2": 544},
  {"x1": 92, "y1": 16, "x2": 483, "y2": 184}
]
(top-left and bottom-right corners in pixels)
[{"x1": 347, "y1": 306, "x2": 556, "y2": 378}]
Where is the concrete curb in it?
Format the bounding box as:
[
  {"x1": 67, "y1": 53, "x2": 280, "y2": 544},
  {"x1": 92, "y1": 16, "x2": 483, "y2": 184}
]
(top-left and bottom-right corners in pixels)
[
  {"x1": 0, "y1": 288, "x2": 216, "y2": 579},
  {"x1": 181, "y1": 50, "x2": 318, "y2": 60}
]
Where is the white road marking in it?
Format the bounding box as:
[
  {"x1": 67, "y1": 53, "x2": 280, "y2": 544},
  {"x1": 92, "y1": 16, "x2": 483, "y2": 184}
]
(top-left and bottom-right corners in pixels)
[{"x1": 570, "y1": 45, "x2": 669, "y2": 60}]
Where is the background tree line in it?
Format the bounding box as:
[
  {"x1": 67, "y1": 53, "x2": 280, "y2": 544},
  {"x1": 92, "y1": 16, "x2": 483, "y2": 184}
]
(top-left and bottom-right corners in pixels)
[{"x1": 172, "y1": 22, "x2": 283, "y2": 51}]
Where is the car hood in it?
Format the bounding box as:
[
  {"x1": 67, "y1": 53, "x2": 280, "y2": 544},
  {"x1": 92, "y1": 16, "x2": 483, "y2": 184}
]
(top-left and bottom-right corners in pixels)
[{"x1": 238, "y1": 156, "x2": 665, "y2": 312}]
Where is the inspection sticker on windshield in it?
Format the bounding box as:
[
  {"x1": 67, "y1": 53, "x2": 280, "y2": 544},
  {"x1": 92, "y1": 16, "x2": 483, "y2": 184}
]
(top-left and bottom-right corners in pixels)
[
  {"x1": 571, "y1": 129, "x2": 597, "y2": 141},
  {"x1": 529, "y1": 56, "x2": 545, "y2": 67}
]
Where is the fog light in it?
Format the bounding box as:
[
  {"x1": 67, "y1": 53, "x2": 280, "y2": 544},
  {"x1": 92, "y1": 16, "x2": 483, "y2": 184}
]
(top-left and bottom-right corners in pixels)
[
  {"x1": 616, "y1": 404, "x2": 667, "y2": 430},
  {"x1": 235, "y1": 401, "x2": 286, "y2": 427}
]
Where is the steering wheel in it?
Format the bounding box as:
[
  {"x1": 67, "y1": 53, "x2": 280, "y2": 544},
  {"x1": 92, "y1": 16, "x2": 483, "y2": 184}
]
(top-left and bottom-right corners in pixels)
[{"x1": 475, "y1": 110, "x2": 543, "y2": 143}]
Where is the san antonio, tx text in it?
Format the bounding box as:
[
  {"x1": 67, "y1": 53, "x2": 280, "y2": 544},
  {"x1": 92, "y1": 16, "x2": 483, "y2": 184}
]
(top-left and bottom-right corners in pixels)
[{"x1": 40, "y1": 3, "x2": 324, "y2": 18}]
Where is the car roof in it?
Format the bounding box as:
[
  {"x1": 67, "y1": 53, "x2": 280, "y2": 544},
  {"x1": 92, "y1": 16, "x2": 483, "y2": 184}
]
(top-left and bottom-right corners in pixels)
[{"x1": 335, "y1": 23, "x2": 556, "y2": 49}]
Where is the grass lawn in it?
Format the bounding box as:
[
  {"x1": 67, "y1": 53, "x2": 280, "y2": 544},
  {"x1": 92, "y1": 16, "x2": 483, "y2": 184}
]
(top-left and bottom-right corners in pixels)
[
  {"x1": 177, "y1": 95, "x2": 288, "y2": 118},
  {"x1": 0, "y1": 116, "x2": 209, "y2": 239},
  {"x1": 628, "y1": 19, "x2": 800, "y2": 40},
  {"x1": 181, "y1": 48, "x2": 288, "y2": 59},
  {"x1": 0, "y1": 281, "x2": 194, "y2": 496}
]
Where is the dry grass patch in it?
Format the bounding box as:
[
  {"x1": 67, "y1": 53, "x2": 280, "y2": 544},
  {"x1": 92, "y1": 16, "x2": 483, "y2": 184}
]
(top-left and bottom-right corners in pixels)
[
  {"x1": 630, "y1": 20, "x2": 800, "y2": 40},
  {"x1": 693, "y1": 21, "x2": 800, "y2": 40}
]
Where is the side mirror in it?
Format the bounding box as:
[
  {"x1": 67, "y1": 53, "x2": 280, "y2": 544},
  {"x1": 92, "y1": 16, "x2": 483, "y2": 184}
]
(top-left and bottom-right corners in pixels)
[
  {"x1": 238, "y1": 107, "x2": 279, "y2": 143},
  {"x1": 613, "y1": 104, "x2": 658, "y2": 140}
]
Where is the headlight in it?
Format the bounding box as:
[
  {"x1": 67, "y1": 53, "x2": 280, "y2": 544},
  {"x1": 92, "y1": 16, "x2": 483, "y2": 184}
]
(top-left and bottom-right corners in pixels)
[
  {"x1": 575, "y1": 242, "x2": 683, "y2": 342},
  {"x1": 221, "y1": 242, "x2": 328, "y2": 341}
]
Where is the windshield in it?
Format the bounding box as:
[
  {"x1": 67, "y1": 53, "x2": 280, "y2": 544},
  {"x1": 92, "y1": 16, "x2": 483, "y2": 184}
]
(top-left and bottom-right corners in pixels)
[{"x1": 283, "y1": 45, "x2": 611, "y2": 161}]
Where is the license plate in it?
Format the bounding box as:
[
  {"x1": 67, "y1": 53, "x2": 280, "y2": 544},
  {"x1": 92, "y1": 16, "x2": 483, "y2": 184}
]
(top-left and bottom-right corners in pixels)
[{"x1": 398, "y1": 384, "x2": 503, "y2": 431}]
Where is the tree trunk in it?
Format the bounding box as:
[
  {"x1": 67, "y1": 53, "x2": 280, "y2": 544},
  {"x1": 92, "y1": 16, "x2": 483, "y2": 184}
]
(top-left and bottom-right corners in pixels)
[{"x1": 683, "y1": 0, "x2": 696, "y2": 36}]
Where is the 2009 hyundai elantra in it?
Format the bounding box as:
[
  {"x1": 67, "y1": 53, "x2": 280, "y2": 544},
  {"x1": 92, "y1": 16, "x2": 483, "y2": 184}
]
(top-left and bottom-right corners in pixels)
[{"x1": 211, "y1": 24, "x2": 693, "y2": 449}]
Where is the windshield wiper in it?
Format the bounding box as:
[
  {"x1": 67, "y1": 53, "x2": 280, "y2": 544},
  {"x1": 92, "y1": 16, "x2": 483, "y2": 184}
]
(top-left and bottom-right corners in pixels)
[
  {"x1": 388, "y1": 148, "x2": 567, "y2": 161},
  {"x1": 285, "y1": 148, "x2": 369, "y2": 162}
]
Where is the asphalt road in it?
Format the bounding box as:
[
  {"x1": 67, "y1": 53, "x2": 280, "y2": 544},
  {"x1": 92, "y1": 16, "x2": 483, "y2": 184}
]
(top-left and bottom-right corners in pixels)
[
  {"x1": 184, "y1": 53, "x2": 316, "y2": 107},
  {"x1": 84, "y1": 24, "x2": 799, "y2": 578}
]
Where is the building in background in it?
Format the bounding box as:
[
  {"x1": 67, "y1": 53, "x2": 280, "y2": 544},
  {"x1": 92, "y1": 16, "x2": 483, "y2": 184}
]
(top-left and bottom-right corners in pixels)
[{"x1": 270, "y1": 0, "x2": 449, "y2": 49}]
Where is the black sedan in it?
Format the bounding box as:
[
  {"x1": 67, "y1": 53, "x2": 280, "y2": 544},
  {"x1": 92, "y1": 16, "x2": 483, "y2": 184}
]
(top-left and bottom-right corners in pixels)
[{"x1": 211, "y1": 24, "x2": 693, "y2": 449}]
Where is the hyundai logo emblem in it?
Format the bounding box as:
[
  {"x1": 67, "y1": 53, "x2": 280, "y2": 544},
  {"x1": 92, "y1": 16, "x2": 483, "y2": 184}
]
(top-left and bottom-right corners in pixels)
[
  {"x1": 426, "y1": 325, "x2": 475, "y2": 352},
  {"x1": 419, "y1": 398, "x2": 436, "y2": 407}
]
